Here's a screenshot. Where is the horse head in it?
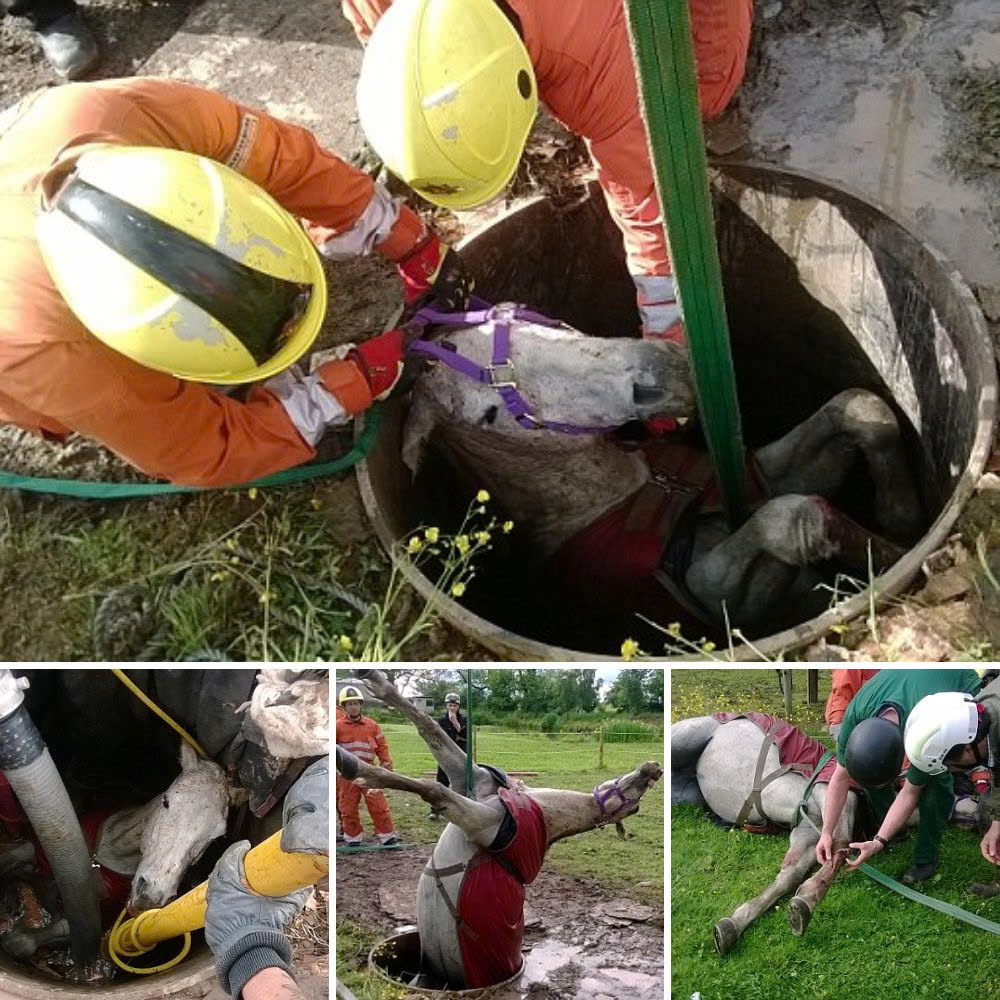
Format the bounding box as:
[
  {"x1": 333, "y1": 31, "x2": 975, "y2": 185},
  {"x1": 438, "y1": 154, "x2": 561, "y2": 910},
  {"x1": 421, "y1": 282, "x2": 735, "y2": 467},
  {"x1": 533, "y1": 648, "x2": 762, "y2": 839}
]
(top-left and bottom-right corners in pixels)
[
  {"x1": 402, "y1": 309, "x2": 695, "y2": 476},
  {"x1": 127, "y1": 740, "x2": 231, "y2": 914}
]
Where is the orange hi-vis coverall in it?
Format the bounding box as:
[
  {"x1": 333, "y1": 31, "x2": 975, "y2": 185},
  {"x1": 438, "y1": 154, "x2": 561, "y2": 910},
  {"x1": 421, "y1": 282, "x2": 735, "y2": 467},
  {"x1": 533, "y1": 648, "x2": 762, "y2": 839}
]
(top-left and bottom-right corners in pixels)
[
  {"x1": 336, "y1": 711, "x2": 396, "y2": 842},
  {"x1": 0, "y1": 77, "x2": 427, "y2": 488},
  {"x1": 342, "y1": 0, "x2": 753, "y2": 337},
  {"x1": 824, "y1": 669, "x2": 880, "y2": 727}
]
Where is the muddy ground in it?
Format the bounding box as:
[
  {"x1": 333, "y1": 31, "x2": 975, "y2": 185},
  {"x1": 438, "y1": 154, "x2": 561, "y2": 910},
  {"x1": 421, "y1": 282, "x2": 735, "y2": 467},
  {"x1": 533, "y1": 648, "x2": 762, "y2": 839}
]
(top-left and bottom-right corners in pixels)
[
  {"x1": 1, "y1": 0, "x2": 1000, "y2": 660},
  {"x1": 335, "y1": 847, "x2": 664, "y2": 1000}
]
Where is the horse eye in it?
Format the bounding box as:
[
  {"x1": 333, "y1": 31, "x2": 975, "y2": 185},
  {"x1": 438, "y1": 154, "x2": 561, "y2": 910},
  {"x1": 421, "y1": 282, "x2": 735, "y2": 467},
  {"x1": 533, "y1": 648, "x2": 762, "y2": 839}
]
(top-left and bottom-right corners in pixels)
[
  {"x1": 162, "y1": 796, "x2": 169, "y2": 809},
  {"x1": 479, "y1": 405, "x2": 498, "y2": 426}
]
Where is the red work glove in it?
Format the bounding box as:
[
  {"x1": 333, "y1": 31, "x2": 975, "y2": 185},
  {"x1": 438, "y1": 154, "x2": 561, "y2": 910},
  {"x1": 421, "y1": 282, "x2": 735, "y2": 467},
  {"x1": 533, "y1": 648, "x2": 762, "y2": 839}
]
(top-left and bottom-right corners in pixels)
[
  {"x1": 396, "y1": 234, "x2": 474, "y2": 311},
  {"x1": 348, "y1": 328, "x2": 407, "y2": 400}
]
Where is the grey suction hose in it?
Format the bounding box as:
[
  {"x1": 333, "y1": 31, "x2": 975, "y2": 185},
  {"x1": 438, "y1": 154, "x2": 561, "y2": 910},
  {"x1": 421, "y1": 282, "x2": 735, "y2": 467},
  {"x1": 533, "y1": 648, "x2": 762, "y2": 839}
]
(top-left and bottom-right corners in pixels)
[{"x1": 0, "y1": 670, "x2": 101, "y2": 964}]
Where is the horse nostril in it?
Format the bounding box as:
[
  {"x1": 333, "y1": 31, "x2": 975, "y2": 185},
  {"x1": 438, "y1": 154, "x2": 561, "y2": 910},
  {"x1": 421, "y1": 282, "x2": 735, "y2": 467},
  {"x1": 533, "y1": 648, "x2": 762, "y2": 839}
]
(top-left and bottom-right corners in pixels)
[{"x1": 633, "y1": 384, "x2": 666, "y2": 405}]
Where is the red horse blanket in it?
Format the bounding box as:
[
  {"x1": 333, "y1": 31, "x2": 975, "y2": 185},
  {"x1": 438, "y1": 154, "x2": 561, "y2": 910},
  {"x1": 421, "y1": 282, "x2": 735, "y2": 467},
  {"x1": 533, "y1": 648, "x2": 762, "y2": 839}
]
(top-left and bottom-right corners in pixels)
[
  {"x1": 711, "y1": 712, "x2": 839, "y2": 783},
  {"x1": 456, "y1": 786, "x2": 548, "y2": 988}
]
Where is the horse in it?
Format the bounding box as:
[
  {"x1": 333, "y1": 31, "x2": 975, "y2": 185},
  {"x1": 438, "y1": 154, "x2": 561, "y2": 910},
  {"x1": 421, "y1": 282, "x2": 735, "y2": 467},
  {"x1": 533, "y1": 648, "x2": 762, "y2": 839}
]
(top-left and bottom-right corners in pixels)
[
  {"x1": 402, "y1": 303, "x2": 923, "y2": 636},
  {"x1": 670, "y1": 713, "x2": 984, "y2": 954},
  {"x1": 336, "y1": 668, "x2": 662, "y2": 990}
]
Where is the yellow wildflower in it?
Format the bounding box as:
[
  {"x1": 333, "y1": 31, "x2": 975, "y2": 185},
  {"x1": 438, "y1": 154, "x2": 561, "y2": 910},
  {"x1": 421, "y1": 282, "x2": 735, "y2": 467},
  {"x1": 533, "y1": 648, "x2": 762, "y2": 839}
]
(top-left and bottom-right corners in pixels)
[
  {"x1": 225, "y1": 537, "x2": 237, "y2": 550},
  {"x1": 210, "y1": 571, "x2": 230, "y2": 583},
  {"x1": 475, "y1": 530, "x2": 491, "y2": 545},
  {"x1": 476, "y1": 489, "x2": 490, "y2": 503},
  {"x1": 248, "y1": 487, "x2": 258, "y2": 500},
  {"x1": 502, "y1": 520, "x2": 514, "y2": 534},
  {"x1": 424, "y1": 526, "x2": 440, "y2": 543},
  {"x1": 451, "y1": 581, "x2": 467, "y2": 597},
  {"x1": 339, "y1": 635, "x2": 354, "y2": 652},
  {"x1": 258, "y1": 590, "x2": 273, "y2": 605},
  {"x1": 456, "y1": 535, "x2": 470, "y2": 555},
  {"x1": 702, "y1": 641, "x2": 716, "y2": 653},
  {"x1": 666, "y1": 621, "x2": 682, "y2": 638},
  {"x1": 407, "y1": 536, "x2": 423, "y2": 553},
  {"x1": 310, "y1": 498, "x2": 322, "y2": 510},
  {"x1": 621, "y1": 638, "x2": 640, "y2": 661}
]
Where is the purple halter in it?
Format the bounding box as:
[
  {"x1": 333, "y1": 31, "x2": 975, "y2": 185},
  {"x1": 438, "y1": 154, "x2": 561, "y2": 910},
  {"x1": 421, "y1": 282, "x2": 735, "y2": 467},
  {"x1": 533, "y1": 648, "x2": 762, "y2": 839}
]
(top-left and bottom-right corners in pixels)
[
  {"x1": 406, "y1": 298, "x2": 616, "y2": 435},
  {"x1": 592, "y1": 777, "x2": 642, "y2": 821}
]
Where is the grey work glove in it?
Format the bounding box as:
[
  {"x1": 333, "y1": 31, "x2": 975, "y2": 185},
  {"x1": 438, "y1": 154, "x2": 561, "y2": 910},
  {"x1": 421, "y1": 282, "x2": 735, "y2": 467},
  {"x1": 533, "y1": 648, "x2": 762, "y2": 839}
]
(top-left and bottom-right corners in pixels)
[
  {"x1": 205, "y1": 841, "x2": 311, "y2": 1000},
  {"x1": 281, "y1": 756, "x2": 329, "y2": 856}
]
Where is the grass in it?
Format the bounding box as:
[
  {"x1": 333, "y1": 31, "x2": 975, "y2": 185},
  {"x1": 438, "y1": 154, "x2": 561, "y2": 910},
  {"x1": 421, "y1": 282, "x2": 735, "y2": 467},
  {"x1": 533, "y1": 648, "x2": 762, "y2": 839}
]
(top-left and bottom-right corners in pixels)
[
  {"x1": 335, "y1": 917, "x2": 407, "y2": 1000},
  {"x1": 670, "y1": 668, "x2": 1000, "y2": 1000}
]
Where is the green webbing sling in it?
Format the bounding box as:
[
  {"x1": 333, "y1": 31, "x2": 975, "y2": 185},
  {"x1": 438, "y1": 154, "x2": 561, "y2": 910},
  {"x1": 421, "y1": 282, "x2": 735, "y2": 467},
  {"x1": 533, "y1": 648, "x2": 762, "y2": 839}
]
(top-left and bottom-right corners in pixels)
[
  {"x1": 624, "y1": 0, "x2": 748, "y2": 527},
  {"x1": 0, "y1": 404, "x2": 382, "y2": 499},
  {"x1": 797, "y1": 749, "x2": 1000, "y2": 935},
  {"x1": 465, "y1": 668, "x2": 474, "y2": 799}
]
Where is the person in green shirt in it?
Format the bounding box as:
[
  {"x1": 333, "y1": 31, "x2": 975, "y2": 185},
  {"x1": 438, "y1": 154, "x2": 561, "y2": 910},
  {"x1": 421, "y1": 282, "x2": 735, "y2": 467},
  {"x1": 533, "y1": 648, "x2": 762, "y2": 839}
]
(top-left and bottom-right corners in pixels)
[{"x1": 816, "y1": 668, "x2": 981, "y2": 884}]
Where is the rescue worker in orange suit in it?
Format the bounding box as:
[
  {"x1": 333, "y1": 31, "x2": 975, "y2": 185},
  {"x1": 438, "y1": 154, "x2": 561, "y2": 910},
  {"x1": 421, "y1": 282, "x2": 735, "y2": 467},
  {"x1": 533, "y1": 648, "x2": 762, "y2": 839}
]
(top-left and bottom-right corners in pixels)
[
  {"x1": 824, "y1": 669, "x2": 880, "y2": 741},
  {"x1": 342, "y1": 0, "x2": 752, "y2": 346},
  {"x1": 335, "y1": 685, "x2": 399, "y2": 845},
  {"x1": 0, "y1": 77, "x2": 471, "y2": 488},
  {"x1": 335, "y1": 703, "x2": 347, "y2": 843}
]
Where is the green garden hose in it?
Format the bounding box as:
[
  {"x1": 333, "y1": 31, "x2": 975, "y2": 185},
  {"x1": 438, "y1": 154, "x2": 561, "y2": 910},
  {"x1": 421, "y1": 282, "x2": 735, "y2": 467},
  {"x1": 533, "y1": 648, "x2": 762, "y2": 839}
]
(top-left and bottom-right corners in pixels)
[
  {"x1": 0, "y1": 404, "x2": 382, "y2": 499},
  {"x1": 624, "y1": 0, "x2": 749, "y2": 527}
]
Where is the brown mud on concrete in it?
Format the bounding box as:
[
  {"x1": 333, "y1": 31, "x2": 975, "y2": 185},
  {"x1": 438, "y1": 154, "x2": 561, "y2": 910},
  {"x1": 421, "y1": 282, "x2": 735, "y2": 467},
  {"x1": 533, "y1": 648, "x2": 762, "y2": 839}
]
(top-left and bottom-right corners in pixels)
[{"x1": 336, "y1": 847, "x2": 664, "y2": 999}]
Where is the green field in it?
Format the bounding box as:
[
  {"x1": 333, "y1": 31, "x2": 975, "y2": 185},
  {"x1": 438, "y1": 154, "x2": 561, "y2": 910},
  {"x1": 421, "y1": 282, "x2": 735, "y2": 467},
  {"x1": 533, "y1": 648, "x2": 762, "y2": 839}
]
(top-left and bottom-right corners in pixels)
[
  {"x1": 670, "y1": 668, "x2": 1000, "y2": 1000},
  {"x1": 337, "y1": 722, "x2": 665, "y2": 997}
]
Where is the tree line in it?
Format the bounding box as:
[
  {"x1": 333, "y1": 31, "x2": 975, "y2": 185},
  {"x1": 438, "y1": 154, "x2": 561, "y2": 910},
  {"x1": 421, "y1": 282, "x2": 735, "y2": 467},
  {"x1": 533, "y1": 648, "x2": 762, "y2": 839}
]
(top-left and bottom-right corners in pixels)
[{"x1": 336, "y1": 669, "x2": 663, "y2": 715}]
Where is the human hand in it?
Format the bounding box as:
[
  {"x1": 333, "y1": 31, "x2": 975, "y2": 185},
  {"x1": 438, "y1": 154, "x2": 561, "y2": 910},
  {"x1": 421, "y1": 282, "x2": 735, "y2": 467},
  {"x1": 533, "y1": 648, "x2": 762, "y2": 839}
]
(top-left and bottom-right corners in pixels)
[
  {"x1": 397, "y1": 235, "x2": 474, "y2": 311},
  {"x1": 815, "y1": 831, "x2": 834, "y2": 865},
  {"x1": 280, "y1": 757, "x2": 327, "y2": 857},
  {"x1": 205, "y1": 841, "x2": 311, "y2": 1000},
  {"x1": 980, "y1": 822, "x2": 1000, "y2": 865},
  {"x1": 346, "y1": 328, "x2": 407, "y2": 400},
  {"x1": 845, "y1": 839, "x2": 882, "y2": 870}
]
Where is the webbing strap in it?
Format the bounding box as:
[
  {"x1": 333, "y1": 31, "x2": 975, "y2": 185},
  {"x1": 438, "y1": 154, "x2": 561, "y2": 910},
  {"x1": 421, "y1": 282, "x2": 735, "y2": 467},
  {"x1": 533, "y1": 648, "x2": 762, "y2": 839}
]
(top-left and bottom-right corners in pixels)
[
  {"x1": 624, "y1": 0, "x2": 749, "y2": 528},
  {"x1": 736, "y1": 723, "x2": 792, "y2": 827},
  {"x1": 796, "y1": 749, "x2": 1000, "y2": 935},
  {"x1": 423, "y1": 859, "x2": 479, "y2": 942},
  {"x1": 0, "y1": 401, "x2": 382, "y2": 498}
]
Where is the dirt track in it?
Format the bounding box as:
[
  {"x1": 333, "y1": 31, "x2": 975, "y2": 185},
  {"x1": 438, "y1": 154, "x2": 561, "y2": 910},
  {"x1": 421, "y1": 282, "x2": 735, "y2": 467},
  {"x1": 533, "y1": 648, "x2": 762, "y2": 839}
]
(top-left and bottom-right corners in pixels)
[{"x1": 335, "y1": 846, "x2": 664, "y2": 999}]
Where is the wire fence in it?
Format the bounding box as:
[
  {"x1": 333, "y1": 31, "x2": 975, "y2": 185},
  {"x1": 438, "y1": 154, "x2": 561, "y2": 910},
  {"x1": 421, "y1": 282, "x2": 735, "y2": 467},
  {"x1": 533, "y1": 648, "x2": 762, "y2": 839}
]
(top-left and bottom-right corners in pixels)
[{"x1": 380, "y1": 724, "x2": 663, "y2": 776}]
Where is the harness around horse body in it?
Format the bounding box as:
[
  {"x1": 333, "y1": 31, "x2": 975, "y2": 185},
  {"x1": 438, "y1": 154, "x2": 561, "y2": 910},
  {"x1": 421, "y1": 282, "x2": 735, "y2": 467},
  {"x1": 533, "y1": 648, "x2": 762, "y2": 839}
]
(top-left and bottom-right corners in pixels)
[
  {"x1": 735, "y1": 720, "x2": 794, "y2": 830},
  {"x1": 406, "y1": 298, "x2": 619, "y2": 435}
]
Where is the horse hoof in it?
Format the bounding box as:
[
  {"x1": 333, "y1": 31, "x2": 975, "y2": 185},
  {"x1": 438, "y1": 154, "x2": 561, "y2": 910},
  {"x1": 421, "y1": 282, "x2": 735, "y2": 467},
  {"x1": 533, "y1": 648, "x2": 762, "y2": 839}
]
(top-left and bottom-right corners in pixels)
[
  {"x1": 713, "y1": 918, "x2": 739, "y2": 955},
  {"x1": 788, "y1": 896, "x2": 812, "y2": 937},
  {"x1": 969, "y1": 881, "x2": 1000, "y2": 898}
]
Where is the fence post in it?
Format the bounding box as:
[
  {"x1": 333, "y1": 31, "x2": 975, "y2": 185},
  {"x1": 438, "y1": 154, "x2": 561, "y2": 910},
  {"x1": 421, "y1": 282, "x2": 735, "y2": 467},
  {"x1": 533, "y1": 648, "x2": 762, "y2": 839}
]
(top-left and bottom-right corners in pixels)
[
  {"x1": 807, "y1": 669, "x2": 819, "y2": 704},
  {"x1": 780, "y1": 669, "x2": 793, "y2": 717},
  {"x1": 598, "y1": 725, "x2": 604, "y2": 769}
]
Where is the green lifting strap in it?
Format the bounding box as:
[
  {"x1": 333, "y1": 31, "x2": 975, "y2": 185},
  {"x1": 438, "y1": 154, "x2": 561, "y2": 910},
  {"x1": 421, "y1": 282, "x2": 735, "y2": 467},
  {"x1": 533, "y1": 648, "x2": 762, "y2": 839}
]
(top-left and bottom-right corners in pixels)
[
  {"x1": 465, "y1": 668, "x2": 475, "y2": 800},
  {"x1": 0, "y1": 404, "x2": 383, "y2": 499},
  {"x1": 623, "y1": 0, "x2": 749, "y2": 528}
]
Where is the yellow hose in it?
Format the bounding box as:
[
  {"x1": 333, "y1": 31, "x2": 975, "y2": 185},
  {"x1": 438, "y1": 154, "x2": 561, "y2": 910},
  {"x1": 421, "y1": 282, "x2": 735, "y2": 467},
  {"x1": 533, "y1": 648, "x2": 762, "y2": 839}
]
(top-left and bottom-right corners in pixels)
[
  {"x1": 110, "y1": 669, "x2": 207, "y2": 758},
  {"x1": 107, "y1": 831, "x2": 328, "y2": 975}
]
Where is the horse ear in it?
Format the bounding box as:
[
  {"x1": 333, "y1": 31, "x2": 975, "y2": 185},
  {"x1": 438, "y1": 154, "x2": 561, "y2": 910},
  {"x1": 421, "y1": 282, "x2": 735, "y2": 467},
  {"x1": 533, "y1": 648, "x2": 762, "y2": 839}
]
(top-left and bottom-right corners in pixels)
[
  {"x1": 179, "y1": 738, "x2": 200, "y2": 771},
  {"x1": 402, "y1": 386, "x2": 437, "y2": 476}
]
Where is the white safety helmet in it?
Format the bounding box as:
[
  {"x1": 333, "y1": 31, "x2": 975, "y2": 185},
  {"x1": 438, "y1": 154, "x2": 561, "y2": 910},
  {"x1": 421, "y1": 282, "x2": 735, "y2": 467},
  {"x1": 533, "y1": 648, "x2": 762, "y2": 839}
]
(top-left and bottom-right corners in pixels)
[
  {"x1": 904, "y1": 692, "x2": 979, "y2": 775},
  {"x1": 445, "y1": 692, "x2": 461, "y2": 705},
  {"x1": 339, "y1": 685, "x2": 365, "y2": 705}
]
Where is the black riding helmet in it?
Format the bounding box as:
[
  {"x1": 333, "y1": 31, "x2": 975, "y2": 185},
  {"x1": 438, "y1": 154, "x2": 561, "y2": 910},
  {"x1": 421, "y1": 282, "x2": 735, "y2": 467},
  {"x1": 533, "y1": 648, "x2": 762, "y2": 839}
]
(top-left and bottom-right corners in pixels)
[{"x1": 845, "y1": 716, "x2": 905, "y2": 788}]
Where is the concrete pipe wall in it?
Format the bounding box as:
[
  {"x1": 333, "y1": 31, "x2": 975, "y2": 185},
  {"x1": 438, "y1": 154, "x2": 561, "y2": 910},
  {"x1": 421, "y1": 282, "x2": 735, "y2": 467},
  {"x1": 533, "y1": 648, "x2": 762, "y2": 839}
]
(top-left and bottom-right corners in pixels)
[{"x1": 357, "y1": 165, "x2": 996, "y2": 659}]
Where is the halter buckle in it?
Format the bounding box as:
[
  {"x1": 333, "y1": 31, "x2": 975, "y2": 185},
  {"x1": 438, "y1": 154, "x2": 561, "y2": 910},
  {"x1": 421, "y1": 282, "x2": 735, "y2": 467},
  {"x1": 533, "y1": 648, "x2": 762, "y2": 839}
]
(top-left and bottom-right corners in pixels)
[{"x1": 484, "y1": 360, "x2": 518, "y2": 388}]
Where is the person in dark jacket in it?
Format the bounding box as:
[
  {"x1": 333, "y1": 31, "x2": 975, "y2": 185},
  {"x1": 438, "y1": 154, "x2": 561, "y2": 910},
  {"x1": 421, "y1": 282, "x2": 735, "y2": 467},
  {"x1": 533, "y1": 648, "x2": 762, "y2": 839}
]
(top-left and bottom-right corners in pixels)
[{"x1": 429, "y1": 692, "x2": 467, "y2": 820}]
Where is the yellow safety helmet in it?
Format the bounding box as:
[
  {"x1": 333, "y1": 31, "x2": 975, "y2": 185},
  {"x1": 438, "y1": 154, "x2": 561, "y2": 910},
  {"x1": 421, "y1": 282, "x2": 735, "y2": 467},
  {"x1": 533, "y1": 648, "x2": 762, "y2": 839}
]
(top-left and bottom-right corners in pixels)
[
  {"x1": 339, "y1": 685, "x2": 365, "y2": 705},
  {"x1": 357, "y1": 0, "x2": 537, "y2": 211},
  {"x1": 36, "y1": 145, "x2": 328, "y2": 384}
]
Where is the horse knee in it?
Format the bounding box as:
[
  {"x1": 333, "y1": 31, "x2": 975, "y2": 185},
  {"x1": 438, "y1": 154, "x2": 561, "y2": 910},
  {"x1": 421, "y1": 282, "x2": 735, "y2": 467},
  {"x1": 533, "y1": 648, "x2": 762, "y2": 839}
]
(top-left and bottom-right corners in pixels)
[
  {"x1": 751, "y1": 495, "x2": 834, "y2": 567},
  {"x1": 826, "y1": 389, "x2": 900, "y2": 445}
]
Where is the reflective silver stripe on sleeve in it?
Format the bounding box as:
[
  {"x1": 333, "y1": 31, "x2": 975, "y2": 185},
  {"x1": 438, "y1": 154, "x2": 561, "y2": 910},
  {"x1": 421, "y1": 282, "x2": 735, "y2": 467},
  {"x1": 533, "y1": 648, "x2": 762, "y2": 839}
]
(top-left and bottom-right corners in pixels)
[
  {"x1": 318, "y1": 183, "x2": 404, "y2": 261},
  {"x1": 632, "y1": 273, "x2": 681, "y2": 333},
  {"x1": 263, "y1": 365, "x2": 349, "y2": 447}
]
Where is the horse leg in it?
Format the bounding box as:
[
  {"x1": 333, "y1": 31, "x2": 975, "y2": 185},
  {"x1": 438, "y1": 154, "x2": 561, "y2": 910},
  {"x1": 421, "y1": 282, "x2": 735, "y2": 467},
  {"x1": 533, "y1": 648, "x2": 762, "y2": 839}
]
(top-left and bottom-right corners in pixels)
[
  {"x1": 787, "y1": 797, "x2": 857, "y2": 936},
  {"x1": 351, "y1": 759, "x2": 503, "y2": 846},
  {"x1": 754, "y1": 388, "x2": 922, "y2": 540},
  {"x1": 687, "y1": 494, "x2": 906, "y2": 625},
  {"x1": 354, "y1": 669, "x2": 473, "y2": 793},
  {"x1": 713, "y1": 820, "x2": 818, "y2": 955}
]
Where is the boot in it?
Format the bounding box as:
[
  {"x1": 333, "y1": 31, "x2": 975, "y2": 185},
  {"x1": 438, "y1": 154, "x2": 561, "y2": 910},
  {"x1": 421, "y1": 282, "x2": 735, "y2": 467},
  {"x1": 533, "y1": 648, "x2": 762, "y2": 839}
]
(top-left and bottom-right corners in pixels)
[
  {"x1": 37, "y1": 12, "x2": 100, "y2": 80},
  {"x1": 900, "y1": 858, "x2": 938, "y2": 884}
]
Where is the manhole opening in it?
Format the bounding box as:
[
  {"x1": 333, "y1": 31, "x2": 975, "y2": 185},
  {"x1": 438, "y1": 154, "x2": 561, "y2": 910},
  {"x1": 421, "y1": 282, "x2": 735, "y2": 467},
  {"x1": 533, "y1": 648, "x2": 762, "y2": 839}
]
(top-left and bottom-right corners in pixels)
[{"x1": 361, "y1": 169, "x2": 994, "y2": 657}]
